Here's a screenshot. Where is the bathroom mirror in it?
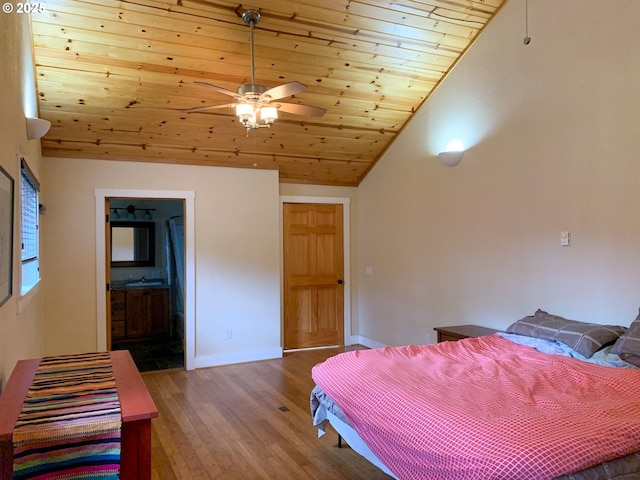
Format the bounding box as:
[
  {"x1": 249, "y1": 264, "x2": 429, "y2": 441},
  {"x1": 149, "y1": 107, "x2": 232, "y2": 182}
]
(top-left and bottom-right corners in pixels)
[{"x1": 111, "y1": 221, "x2": 155, "y2": 267}]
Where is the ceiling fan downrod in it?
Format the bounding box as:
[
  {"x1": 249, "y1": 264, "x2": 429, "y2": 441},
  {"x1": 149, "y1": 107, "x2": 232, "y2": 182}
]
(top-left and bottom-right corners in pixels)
[
  {"x1": 236, "y1": 9, "x2": 277, "y2": 131},
  {"x1": 242, "y1": 9, "x2": 261, "y2": 88}
]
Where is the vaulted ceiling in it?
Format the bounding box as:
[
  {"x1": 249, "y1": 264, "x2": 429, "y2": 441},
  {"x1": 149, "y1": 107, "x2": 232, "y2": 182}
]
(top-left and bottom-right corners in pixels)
[{"x1": 31, "y1": 0, "x2": 505, "y2": 186}]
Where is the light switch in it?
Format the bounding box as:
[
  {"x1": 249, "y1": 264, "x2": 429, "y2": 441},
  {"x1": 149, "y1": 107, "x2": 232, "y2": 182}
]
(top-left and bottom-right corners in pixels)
[
  {"x1": 560, "y1": 231, "x2": 570, "y2": 246},
  {"x1": 365, "y1": 266, "x2": 374, "y2": 276}
]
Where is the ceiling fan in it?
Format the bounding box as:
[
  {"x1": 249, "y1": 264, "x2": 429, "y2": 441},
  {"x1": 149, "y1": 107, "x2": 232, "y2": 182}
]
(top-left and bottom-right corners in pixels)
[{"x1": 184, "y1": 9, "x2": 326, "y2": 130}]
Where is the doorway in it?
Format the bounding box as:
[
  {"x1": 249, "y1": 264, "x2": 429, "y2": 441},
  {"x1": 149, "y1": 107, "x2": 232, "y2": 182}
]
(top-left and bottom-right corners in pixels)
[
  {"x1": 107, "y1": 198, "x2": 185, "y2": 371},
  {"x1": 281, "y1": 196, "x2": 352, "y2": 350},
  {"x1": 95, "y1": 188, "x2": 196, "y2": 370}
]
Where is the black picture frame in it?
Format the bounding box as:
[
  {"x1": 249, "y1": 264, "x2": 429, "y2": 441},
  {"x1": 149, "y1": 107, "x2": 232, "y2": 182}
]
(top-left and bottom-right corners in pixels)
[{"x1": 0, "y1": 164, "x2": 14, "y2": 308}]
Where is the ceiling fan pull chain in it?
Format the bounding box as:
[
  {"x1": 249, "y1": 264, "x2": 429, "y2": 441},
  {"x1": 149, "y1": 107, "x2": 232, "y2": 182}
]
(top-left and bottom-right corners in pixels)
[{"x1": 523, "y1": 0, "x2": 531, "y2": 45}]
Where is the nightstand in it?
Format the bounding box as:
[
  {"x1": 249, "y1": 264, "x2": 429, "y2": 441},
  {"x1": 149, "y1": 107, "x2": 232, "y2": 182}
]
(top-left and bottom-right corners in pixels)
[{"x1": 433, "y1": 325, "x2": 500, "y2": 343}]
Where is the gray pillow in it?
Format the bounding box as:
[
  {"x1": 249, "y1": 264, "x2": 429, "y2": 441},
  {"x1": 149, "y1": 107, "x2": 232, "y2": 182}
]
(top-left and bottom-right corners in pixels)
[
  {"x1": 619, "y1": 353, "x2": 640, "y2": 368},
  {"x1": 506, "y1": 309, "x2": 626, "y2": 358},
  {"x1": 610, "y1": 309, "x2": 640, "y2": 356}
]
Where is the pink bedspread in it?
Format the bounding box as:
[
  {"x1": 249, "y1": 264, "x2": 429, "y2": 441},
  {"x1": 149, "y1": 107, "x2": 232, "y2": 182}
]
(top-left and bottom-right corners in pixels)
[{"x1": 311, "y1": 335, "x2": 640, "y2": 480}]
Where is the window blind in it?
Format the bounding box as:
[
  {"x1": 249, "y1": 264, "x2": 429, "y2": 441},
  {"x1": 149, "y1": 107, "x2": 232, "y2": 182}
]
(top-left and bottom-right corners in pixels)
[{"x1": 21, "y1": 160, "x2": 39, "y2": 263}]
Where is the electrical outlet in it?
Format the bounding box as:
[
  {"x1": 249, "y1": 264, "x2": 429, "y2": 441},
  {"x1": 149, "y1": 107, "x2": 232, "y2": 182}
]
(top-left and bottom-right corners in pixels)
[
  {"x1": 424, "y1": 333, "x2": 430, "y2": 344},
  {"x1": 225, "y1": 329, "x2": 232, "y2": 340}
]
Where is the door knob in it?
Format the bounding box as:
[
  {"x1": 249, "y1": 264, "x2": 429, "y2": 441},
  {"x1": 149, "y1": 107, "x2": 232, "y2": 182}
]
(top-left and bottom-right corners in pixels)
[{"x1": 337, "y1": 279, "x2": 343, "y2": 284}]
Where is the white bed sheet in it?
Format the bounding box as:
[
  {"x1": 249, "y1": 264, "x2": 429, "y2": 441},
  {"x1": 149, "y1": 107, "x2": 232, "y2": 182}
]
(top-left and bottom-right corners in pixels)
[{"x1": 324, "y1": 410, "x2": 399, "y2": 479}]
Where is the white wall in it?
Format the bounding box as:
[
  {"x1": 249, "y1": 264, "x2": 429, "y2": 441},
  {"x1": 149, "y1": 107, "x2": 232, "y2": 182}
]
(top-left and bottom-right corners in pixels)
[
  {"x1": 41, "y1": 158, "x2": 281, "y2": 367},
  {"x1": 0, "y1": 13, "x2": 46, "y2": 389},
  {"x1": 357, "y1": 0, "x2": 640, "y2": 346}
]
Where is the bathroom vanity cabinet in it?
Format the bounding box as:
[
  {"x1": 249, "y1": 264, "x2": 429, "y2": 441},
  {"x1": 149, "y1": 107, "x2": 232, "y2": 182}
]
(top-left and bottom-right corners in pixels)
[{"x1": 111, "y1": 287, "x2": 169, "y2": 340}]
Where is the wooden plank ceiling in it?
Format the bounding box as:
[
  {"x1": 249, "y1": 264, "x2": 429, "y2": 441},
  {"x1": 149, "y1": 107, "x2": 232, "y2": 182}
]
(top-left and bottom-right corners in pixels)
[{"x1": 31, "y1": 0, "x2": 505, "y2": 186}]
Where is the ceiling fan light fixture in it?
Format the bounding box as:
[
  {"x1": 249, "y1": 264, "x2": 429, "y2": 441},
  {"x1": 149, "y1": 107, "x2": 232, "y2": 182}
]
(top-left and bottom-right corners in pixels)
[
  {"x1": 236, "y1": 104, "x2": 256, "y2": 128},
  {"x1": 236, "y1": 103, "x2": 253, "y2": 121},
  {"x1": 187, "y1": 9, "x2": 326, "y2": 127},
  {"x1": 260, "y1": 106, "x2": 278, "y2": 125},
  {"x1": 236, "y1": 103, "x2": 278, "y2": 129}
]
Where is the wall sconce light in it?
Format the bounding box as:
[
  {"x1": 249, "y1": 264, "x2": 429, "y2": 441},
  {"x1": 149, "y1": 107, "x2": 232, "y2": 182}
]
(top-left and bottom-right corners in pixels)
[
  {"x1": 438, "y1": 150, "x2": 464, "y2": 167},
  {"x1": 438, "y1": 140, "x2": 465, "y2": 167},
  {"x1": 112, "y1": 205, "x2": 156, "y2": 221},
  {"x1": 125, "y1": 205, "x2": 135, "y2": 220},
  {"x1": 26, "y1": 117, "x2": 51, "y2": 140}
]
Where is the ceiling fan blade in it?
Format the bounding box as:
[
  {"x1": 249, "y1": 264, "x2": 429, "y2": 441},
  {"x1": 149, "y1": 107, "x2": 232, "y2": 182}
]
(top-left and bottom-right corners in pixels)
[
  {"x1": 263, "y1": 81, "x2": 307, "y2": 100},
  {"x1": 183, "y1": 103, "x2": 237, "y2": 113},
  {"x1": 194, "y1": 81, "x2": 238, "y2": 98},
  {"x1": 277, "y1": 102, "x2": 326, "y2": 118}
]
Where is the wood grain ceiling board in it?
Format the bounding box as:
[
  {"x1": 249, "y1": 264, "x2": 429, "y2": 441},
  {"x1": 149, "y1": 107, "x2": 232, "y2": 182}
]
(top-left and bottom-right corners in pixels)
[{"x1": 31, "y1": 0, "x2": 506, "y2": 186}]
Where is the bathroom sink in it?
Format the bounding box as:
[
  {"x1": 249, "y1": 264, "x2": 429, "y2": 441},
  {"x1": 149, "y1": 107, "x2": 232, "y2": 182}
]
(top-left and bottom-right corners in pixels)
[{"x1": 125, "y1": 279, "x2": 165, "y2": 286}]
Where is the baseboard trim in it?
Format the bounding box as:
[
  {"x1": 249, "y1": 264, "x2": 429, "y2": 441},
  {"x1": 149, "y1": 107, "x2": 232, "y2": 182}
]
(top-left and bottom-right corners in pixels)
[
  {"x1": 194, "y1": 347, "x2": 283, "y2": 369},
  {"x1": 283, "y1": 345, "x2": 341, "y2": 353},
  {"x1": 349, "y1": 335, "x2": 389, "y2": 350},
  {"x1": 192, "y1": 337, "x2": 389, "y2": 369}
]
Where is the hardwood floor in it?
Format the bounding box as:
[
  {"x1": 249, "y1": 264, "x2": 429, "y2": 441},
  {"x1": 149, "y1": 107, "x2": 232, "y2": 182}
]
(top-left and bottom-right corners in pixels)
[{"x1": 142, "y1": 346, "x2": 392, "y2": 480}]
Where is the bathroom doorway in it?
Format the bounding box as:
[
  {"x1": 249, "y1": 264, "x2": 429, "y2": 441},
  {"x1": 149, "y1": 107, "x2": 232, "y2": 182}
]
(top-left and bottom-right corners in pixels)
[{"x1": 107, "y1": 197, "x2": 186, "y2": 372}]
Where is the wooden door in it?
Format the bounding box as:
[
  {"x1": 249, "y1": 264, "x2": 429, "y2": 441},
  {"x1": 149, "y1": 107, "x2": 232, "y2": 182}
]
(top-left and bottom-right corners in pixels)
[
  {"x1": 283, "y1": 203, "x2": 344, "y2": 350},
  {"x1": 105, "y1": 200, "x2": 112, "y2": 349}
]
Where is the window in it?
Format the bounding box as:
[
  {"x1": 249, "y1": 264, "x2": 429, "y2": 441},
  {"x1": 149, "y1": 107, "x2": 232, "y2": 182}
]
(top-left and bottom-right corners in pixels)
[{"x1": 21, "y1": 158, "x2": 40, "y2": 294}]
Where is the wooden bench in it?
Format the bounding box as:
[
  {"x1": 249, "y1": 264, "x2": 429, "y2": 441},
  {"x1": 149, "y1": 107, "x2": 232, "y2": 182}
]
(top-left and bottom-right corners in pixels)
[{"x1": 0, "y1": 350, "x2": 158, "y2": 479}]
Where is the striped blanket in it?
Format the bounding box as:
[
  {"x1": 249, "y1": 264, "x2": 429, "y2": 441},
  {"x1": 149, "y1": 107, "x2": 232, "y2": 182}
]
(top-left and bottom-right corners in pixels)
[{"x1": 12, "y1": 353, "x2": 122, "y2": 480}]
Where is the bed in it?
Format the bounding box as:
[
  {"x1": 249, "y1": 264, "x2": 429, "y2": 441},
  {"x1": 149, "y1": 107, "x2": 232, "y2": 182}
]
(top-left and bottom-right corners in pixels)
[{"x1": 310, "y1": 309, "x2": 640, "y2": 480}]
